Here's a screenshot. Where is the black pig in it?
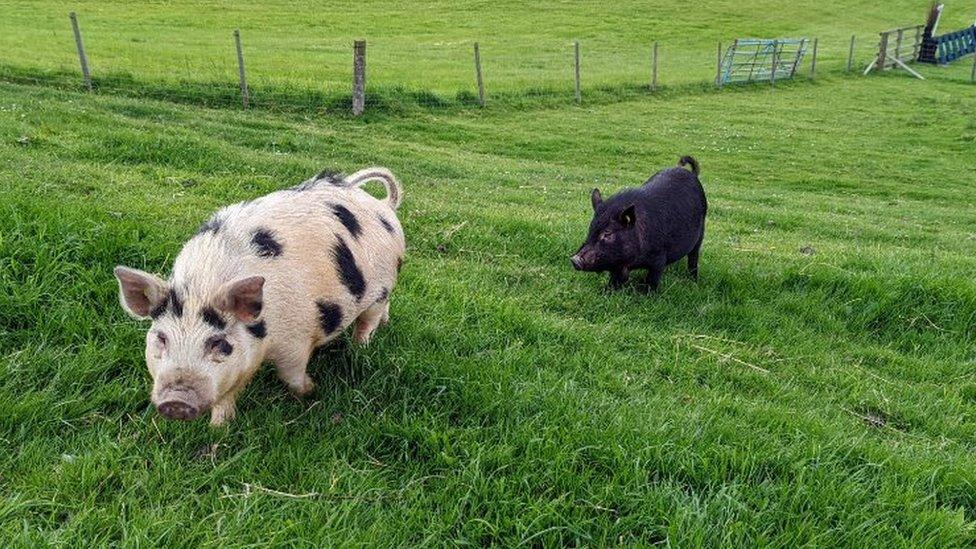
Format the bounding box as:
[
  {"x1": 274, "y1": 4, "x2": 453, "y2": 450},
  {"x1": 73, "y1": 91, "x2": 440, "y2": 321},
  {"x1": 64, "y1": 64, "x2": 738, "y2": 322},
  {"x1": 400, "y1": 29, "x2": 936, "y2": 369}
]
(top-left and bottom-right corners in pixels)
[{"x1": 571, "y1": 156, "x2": 707, "y2": 292}]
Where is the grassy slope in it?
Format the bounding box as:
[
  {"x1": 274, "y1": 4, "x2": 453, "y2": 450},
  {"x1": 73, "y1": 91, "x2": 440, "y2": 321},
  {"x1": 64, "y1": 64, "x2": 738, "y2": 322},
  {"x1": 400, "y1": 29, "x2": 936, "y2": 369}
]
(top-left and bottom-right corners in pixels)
[{"x1": 2, "y1": 70, "x2": 976, "y2": 545}]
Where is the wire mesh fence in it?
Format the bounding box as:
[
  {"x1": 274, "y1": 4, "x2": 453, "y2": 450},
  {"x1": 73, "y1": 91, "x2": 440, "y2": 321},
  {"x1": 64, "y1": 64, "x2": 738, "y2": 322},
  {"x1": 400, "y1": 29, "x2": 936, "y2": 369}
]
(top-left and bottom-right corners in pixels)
[{"x1": 0, "y1": 9, "x2": 970, "y2": 115}]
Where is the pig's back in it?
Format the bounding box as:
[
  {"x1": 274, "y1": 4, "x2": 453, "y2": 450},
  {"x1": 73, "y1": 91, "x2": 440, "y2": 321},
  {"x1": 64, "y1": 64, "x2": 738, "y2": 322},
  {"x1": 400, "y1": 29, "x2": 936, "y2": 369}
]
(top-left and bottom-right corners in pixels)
[
  {"x1": 172, "y1": 185, "x2": 404, "y2": 347},
  {"x1": 643, "y1": 168, "x2": 707, "y2": 214},
  {"x1": 639, "y1": 168, "x2": 707, "y2": 263}
]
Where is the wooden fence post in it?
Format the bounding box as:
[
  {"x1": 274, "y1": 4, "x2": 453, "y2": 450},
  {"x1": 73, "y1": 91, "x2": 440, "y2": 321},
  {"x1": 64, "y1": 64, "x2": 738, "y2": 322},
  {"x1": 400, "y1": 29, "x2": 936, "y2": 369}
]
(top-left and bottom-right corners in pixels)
[
  {"x1": 68, "y1": 12, "x2": 92, "y2": 91},
  {"x1": 233, "y1": 29, "x2": 249, "y2": 109},
  {"x1": 716, "y1": 41, "x2": 723, "y2": 87},
  {"x1": 971, "y1": 51, "x2": 976, "y2": 83},
  {"x1": 810, "y1": 37, "x2": 818, "y2": 79},
  {"x1": 770, "y1": 40, "x2": 780, "y2": 85},
  {"x1": 352, "y1": 40, "x2": 366, "y2": 116},
  {"x1": 847, "y1": 35, "x2": 856, "y2": 72},
  {"x1": 474, "y1": 42, "x2": 485, "y2": 106},
  {"x1": 651, "y1": 41, "x2": 658, "y2": 91},
  {"x1": 878, "y1": 32, "x2": 889, "y2": 72},
  {"x1": 574, "y1": 41, "x2": 581, "y2": 103}
]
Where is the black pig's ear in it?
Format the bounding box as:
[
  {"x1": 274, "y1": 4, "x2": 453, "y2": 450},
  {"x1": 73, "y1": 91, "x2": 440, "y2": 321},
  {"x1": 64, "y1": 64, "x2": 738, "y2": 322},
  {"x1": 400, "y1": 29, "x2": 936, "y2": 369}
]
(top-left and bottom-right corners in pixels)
[
  {"x1": 591, "y1": 188, "x2": 603, "y2": 210},
  {"x1": 618, "y1": 205, "x2": 636, "y2": 228}
]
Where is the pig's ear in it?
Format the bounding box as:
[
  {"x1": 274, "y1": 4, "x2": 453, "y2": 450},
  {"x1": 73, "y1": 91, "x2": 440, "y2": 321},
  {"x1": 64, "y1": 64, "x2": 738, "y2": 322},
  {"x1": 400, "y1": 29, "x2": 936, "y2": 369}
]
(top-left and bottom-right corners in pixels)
[
  {"x1": 590, "y1": 188, "x2": 603, "y2": 211},
  {"x1": 216, "y1": 276, "x2": 265, "y2": 323},
  {"x1": 114, "y1": 266, "x2": 169, "y2": 320},
  {"x1": 618, "y1": 205, "x2": 636, "y2": 228}
]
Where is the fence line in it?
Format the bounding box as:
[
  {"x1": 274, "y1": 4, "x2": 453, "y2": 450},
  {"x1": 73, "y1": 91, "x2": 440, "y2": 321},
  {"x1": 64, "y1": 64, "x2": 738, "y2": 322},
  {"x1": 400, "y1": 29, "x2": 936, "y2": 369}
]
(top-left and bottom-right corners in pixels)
[{"x1": 3, "y1": 12, "x2": 957, "y2": 116}]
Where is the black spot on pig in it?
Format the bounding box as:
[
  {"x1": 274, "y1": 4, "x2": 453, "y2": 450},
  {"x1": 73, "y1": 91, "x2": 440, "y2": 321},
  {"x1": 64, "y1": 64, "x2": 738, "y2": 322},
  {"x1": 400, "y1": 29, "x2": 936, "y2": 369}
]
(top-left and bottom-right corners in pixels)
[
  {"x1": 149, "y1": 290, "x2": 183, "y2": 320},
  {"x1": 377, "y1": 287, "x2": 389, "y2": 302},
  {"x1": 149, "y1": 294, "x2": 169, "y2": 320},
  {"x1": 331, "y1": 204, "x2": 362, "y2": 238},
  {"x1": 201, "y1": 307, "x2": 227, "y2": 330},
  {"x1": 333, "y1": 237, "x2": 366, "y2": 301},
  {"x1": 378, "y1": 215, "x2": 395, "y2": 233},
  {"x1": 316, "y1": 300, "x2": 343, "y2": 334},
  {"x1": 206, "y1": 335, "x2": 233, "y2": 355},
  {"x1": 246, "y1": 320, "x2": 267, "y2": 339},
  {"x1": 251, "y1": 228, "x2": 283, "y2": 258},
  {"x1": 168, "y1": 289, "x2": 184, "y2": 318},
  {"x1": 218, "y1": 340, "x2": 234, "y2": 355},
  {"x1": 572, "y1": 156, "x2": 707, "y2": 292},
  {"x1": 196, "y1": 216, "x2": 222, "y2": 236}
]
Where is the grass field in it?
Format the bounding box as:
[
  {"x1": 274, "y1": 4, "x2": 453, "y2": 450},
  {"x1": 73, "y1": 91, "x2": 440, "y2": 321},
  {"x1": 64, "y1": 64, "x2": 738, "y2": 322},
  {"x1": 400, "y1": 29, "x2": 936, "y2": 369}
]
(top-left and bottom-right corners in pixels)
[
  {"x1": 3, "y1": 0, "x2": 976, "y2": 101},
  {"x1": 2, "y1": 1, "x2": 976, "y2": 546}
]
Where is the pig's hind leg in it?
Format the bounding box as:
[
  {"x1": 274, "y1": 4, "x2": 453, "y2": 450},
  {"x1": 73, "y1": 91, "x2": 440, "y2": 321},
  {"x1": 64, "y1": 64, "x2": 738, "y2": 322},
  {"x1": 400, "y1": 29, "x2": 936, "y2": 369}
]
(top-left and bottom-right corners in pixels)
[
  {"x1": 687, "y1": 236, "x2": 703, "y2": 280},
  {"x1": 272, "y1": 344, "x2": 316, "y2": 397},
  {"x1": 687, "y1": 247, "x2": 701, "y2": 280},
  {"x1": 354, "y1": 301, "x2": 387, "y2": 345}
]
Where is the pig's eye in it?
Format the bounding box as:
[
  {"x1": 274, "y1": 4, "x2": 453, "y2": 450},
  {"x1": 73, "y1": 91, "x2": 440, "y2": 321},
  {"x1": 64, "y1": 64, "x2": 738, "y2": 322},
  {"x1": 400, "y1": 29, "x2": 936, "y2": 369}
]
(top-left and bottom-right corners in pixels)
[
  {"x1": 155, "y1": 332, "x2": 168, "y2": 346},
  {"x1": 206, "y1": 335, "x2": 234, "y2": 356}
]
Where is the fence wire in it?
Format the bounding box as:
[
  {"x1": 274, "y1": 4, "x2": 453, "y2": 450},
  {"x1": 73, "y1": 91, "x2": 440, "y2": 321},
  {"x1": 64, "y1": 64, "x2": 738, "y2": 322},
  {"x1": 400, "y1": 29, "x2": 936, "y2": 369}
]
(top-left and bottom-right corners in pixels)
[{"x1": 1, "y1": 7, "x2": 972, "y2": 114}]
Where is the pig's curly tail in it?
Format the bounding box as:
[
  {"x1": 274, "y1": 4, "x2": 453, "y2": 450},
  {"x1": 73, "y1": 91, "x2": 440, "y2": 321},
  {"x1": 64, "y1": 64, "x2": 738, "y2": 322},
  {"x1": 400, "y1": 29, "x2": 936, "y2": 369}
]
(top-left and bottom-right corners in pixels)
[
  {"x1": 678, "y1": 156, "x2": 700, "y2": 176},
  {"x1": 343, "y1": 167, "x2": 403, "y2": 210}
]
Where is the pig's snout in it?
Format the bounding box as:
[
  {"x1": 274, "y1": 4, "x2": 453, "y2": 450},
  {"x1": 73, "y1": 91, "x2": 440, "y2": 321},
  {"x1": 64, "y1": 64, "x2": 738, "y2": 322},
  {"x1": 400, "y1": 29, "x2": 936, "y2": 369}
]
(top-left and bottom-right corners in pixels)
[
  {"x1": 154, "y1": 384, "x2": 209, "y2": 421},
  {"x1": 571, "y1": 254, "x2": 584, "y2": 271},
  {"x1": 157, "y1": 400, "x2": 200, "y2": 421},
  {"x1": 572, "y1": 247, "x2": 596, "y2": 271}
]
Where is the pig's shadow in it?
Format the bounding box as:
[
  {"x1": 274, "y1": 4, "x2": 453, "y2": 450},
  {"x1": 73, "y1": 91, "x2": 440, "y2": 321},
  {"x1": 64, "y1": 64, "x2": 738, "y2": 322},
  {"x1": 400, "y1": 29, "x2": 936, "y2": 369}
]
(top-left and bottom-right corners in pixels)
[
  {"x1": 307, "y1": 335, "x2": 366, "y2": 388},
  {"x1": 244, "y1": 334, "x2": 368, "y2": 414}
]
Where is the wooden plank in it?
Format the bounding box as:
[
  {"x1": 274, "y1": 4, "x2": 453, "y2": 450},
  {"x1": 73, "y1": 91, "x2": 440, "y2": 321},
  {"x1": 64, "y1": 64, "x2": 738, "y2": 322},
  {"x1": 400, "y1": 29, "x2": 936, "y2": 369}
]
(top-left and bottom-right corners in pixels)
[{"x1": 890, "y1": 56, "x2": 925, "y2": 79}]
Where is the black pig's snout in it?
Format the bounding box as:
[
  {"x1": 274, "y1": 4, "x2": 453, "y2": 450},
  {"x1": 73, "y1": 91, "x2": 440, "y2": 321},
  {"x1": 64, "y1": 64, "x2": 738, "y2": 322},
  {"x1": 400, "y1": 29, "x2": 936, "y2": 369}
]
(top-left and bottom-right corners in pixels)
[{"x1": 571, "y1": 254, "x2": 584, "y2": 270}]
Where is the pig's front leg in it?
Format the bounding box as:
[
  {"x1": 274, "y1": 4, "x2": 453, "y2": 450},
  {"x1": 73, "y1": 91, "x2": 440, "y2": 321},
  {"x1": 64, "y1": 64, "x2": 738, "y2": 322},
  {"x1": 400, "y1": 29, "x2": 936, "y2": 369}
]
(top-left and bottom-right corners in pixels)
[
  {"x1": 608, "y1": 267, "x2": 630, "y2": 290},
  {"x1": 272, "y1": 344, "x2": 316, "y2": 397},
  {"x1": 642, "y1": 254, "x2": 668, "y2": 293},
  {"x1": 210, "y1": 390, "x2": 241, "y2": 427}
]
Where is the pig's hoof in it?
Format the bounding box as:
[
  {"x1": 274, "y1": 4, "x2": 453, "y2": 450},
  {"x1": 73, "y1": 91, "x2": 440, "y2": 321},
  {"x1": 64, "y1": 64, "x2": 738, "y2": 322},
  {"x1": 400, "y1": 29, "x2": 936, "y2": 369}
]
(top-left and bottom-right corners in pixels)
[
  {"x1": 210, "y1": 405, "x2": 236, "y2": 427},
  {"x1": 289, "y1": 375, "x2": 316, "y2": 397},
  {"x1": 354, "y1": 326, "x2": 378, "y2": 345},
  {"x1": 636, "y1": 283, "x2": 658, "y2": 295}
]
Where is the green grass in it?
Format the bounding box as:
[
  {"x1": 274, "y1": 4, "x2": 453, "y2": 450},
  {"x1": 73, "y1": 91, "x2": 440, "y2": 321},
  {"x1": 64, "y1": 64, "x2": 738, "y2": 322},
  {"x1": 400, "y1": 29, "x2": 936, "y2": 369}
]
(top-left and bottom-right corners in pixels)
[
  {"x1": 3, "y1": 0, "x2": 975, "y2": 101},
  {"x1": 3, "y1": 1, "x2": 976, "y2": 546}
]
